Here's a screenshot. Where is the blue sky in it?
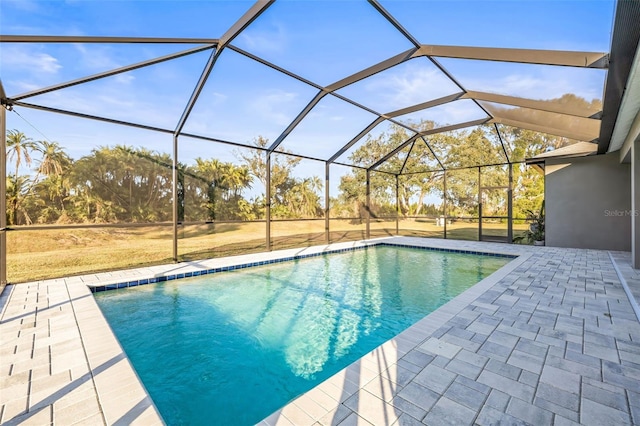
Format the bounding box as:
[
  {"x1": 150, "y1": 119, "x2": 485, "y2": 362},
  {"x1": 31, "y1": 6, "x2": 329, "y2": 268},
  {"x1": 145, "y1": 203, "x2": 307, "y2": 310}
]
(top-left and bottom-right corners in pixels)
[{"x1": 1, "y1": 0, "x2": 616, "y2": 195}]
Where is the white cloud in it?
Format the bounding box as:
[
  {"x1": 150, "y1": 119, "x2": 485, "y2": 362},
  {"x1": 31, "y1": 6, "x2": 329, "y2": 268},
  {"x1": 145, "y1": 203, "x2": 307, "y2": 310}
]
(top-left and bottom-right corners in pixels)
[
  {"x1": 387, "y1": 68, "x2": 444, "y2": 106},
  {"x1": 238, "y1": 22, "x2": 287, "y2": 54},
  {"x1": 72, "y1": 44, "x2": 122, "y2": 71},
  {"x1": 436, "y1": 100, "x2": 487, "y2": 124},
  {"x1": 209, "y1": 92, "x2": 228, "y2": 104},
  {"x1": 249, "y1": 90, "x2": 298, "y2": 126},
  {"x1": 473, "y1": 74, "x2": 558, "y2": 99},
  {"x1": 2, "y1": 0, "x2": 39, "y2": 12},
  {"x1": 22, "y1": 78, "x2": 182, "y2": 130},
  {"x1": 354, "y1": 63, "x2": 460, "y2": 111},
  {"x1": 395, "y1": 98, "x2": 488, "y2": 129},
  {"x1": 9, "y1": 80, "x2": 41, "y2": 93},
  {"x1": 3, "y1": 46, "x2": 62, "y2": 74},
  {"x1": 461, "y1": 67, "x2": 605, "y2": 102},
  {"x1": 114, "y1": 74, "x2": 135, "y2": 85},
  {"x1": 96, "y1": 94, "x2": 136, "y2": 109},
  {"x1": 168, "y1": 91, "x2": 228, "y2": 133},
  {"x1": 31, "y1": 89, "x2": 100, "y2": 115}
]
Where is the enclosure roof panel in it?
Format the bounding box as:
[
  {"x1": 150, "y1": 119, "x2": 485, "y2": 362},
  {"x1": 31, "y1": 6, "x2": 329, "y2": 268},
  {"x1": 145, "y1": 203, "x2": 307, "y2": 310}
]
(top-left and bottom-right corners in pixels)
[
  {"x1": 481, "y1": 102, "x2": 601, "y2": 142},
  {"x1": 462, "y1": 91, "x2": 602, "y2": 119},
  {"x1": 376, "y1": 0, "x2": 614, "y2": 51},
  {"x1": 230, "y1": 0, "x2": 414, "y2": 86},
  {"x1": 334, "y1": 57, "x2": 461, "y2": 114},
  {"x1": 0, "y1": 0, "x2": 627, "y2": 172},
  {"x1": 0, "y1": 2, "x2": 253, "y2": 38}
]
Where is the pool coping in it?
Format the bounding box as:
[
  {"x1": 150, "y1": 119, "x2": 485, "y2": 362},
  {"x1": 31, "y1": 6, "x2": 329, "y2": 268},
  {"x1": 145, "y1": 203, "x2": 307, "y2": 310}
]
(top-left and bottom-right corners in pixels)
[{"x1": 88, "y1": 239, "x2": 517, "y2": 293}]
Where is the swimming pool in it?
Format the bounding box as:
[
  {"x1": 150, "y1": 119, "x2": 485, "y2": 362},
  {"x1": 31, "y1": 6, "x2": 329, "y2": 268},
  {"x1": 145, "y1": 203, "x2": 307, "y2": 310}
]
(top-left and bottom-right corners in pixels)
[{"x1": 94, "y1": 244, "x2": 511, "y2": 425}]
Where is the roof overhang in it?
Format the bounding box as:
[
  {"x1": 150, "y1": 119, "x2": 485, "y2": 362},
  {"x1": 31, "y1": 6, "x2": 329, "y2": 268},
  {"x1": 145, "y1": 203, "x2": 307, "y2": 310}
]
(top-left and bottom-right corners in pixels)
[
  {"x1": 526, "y1": 141, "x2": 599, "y2": 174},
  {"x1": 599, "y1": 0, "x2": 640, "y2": 154},
  {"x1": 613, "y1": 37, "x2": 640, "y2": 162}
]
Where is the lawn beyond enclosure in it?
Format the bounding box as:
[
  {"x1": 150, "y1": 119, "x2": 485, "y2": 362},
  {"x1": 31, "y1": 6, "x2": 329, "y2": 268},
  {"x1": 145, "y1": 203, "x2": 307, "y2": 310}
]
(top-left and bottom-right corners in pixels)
[{"x1": 7, "y1": 220, "x2": 527, "y2": 283}]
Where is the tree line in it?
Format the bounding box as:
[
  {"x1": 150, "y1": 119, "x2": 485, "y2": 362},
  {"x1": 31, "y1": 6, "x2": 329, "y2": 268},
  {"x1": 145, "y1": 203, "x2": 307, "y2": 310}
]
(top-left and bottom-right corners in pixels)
[{"x1": 5, "y1": 117, "x2": 565, "y2": 226}]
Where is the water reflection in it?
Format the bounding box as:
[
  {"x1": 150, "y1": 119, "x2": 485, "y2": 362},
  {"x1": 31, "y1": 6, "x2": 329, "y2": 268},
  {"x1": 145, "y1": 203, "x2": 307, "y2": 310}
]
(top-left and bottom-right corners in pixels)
[
  {"x1": 183, "y1": 247, "x2": 501, "y2": 379},
  {"x1": 95, "y1": 246, "x2": 510, "y2": 424}
]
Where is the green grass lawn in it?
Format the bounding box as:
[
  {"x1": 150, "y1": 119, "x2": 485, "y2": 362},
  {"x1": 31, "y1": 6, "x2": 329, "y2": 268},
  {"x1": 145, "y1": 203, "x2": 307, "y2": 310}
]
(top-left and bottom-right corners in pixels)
[{"x1": 6, "y1": 219, "x2": 527, "y2": 283}]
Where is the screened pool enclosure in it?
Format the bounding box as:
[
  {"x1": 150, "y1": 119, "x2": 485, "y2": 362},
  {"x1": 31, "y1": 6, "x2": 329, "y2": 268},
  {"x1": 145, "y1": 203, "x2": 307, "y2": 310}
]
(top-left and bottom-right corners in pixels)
[{"x1": 0, "y1": 0, "x2": 615, "y2": 286}]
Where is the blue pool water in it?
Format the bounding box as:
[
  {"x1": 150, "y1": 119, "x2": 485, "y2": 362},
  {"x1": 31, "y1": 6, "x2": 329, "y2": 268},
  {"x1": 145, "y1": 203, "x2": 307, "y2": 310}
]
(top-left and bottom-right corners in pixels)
[{"x1": 94, "y1": 245, "x2": 510, "y2": 425}]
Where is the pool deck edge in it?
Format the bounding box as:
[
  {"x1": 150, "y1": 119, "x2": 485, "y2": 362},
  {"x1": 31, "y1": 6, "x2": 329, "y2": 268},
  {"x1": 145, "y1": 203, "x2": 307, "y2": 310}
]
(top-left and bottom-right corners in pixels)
[
  {"x1": 0, "y1": 270, "x2": 164, "y2": 425},
  {"x1": 2, "y1": 237, "x2": 640, "y2": 426}
]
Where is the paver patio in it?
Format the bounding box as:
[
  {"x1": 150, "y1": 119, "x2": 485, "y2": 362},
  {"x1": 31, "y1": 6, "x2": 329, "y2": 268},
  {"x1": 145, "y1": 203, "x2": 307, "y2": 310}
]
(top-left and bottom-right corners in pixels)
[{"x1": 1, "y1": 237, "x2": 639, "y2": 425}]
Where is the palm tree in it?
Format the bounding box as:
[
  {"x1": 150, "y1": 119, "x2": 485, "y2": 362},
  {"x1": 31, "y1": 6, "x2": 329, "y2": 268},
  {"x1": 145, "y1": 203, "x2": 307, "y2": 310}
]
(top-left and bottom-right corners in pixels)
[
  {"x1": 6, "y1": 174, "x2": 33, "y2": 225},
  {"x1": 6, "y1": 130, "x2": 40, "y2": 178},
  {"x1": 33, "y1": 173, "x2": 72, "y2": 222},
  {"x1": 27, "y1": 141, "x2": 73, "y2": 223},
  {"x1": 225, "y1": 165, "x2": 252, "y2": 198},
  {"x1": 37, "y1": 141, "x2": 71, "y2": 177}
]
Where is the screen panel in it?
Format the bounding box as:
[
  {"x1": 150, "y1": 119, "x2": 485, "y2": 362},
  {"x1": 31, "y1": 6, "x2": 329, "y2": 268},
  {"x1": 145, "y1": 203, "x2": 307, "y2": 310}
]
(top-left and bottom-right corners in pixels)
[
  {"x1": 182, "y1": 49, "x2": 318, "y2": 146},
  {"x1": 336, "y1": 58, "x2": 461, "y2": 114},
  {"x1": 377, "y1": 0, "x2": 614, "y2": 51},
  {"x1": 233, "y1": 0, "x2": 413, "y2": 86}
]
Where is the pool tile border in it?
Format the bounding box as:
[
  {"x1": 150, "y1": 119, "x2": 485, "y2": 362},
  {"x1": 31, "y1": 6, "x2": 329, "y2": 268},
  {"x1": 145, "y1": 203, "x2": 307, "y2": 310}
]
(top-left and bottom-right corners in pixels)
[{"x1": 89, "y1": 242, "x2": 517, "y2": 293}]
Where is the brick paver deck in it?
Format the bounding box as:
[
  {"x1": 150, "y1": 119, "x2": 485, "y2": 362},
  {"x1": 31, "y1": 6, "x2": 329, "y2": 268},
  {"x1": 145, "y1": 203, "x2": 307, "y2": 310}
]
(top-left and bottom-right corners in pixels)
[
  {"x1": 1, "y1": 237, "x2": 639, "y2": 425},
  {"x1": 262, "y1": 238, "x2": 640, "y2": 426}
]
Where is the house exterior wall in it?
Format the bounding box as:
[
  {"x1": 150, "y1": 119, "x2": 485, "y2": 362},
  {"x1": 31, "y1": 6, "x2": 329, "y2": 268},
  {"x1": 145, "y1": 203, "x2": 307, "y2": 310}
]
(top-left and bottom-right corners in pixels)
[
  {"x1": 632, "y1": 141, "x2": 640, "y2": 267},
  {"x1": 545, "y1": 152, "x2": 631, "y2": 251}
]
